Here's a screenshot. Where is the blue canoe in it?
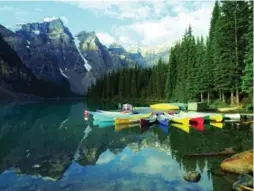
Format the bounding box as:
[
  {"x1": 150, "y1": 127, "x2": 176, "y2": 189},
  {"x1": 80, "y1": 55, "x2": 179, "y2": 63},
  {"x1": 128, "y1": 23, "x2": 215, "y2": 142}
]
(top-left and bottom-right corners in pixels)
[
  {"x1": 157, "y1": 124, "x2": 169, "y2": 134},
  {"x1": 157, "y1": 114, "x2": 169, "y2": 126}
]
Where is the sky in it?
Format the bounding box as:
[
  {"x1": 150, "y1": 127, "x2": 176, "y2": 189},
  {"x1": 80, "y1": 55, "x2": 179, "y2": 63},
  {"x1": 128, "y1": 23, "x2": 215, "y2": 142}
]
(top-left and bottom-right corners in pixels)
[{"x1": 0, "y1": 0, "x2": 215, "y2": 49}]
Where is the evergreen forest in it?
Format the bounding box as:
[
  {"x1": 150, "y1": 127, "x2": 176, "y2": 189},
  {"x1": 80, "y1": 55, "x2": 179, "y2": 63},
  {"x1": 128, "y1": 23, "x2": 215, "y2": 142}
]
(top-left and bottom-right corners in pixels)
[{"x1": 87, "y1": 1, "x2": 253, "y2": 105}]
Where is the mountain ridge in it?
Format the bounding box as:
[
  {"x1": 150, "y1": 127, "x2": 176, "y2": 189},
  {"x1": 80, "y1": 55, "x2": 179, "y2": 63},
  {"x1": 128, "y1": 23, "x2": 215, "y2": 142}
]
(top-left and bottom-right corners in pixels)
[{"x1": 0, "y1": 18, "x2": 171, "y2": 98}]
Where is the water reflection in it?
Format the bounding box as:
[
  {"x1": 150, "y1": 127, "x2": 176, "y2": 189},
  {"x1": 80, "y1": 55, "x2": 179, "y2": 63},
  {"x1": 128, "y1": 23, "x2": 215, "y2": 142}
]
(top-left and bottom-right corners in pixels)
[
  {"x1": 210, "y1": 123, "x2": 223, "y2": 129},
  {"x1": 171, "y1": 123, "x2": 190, "y2": 133},
  {"x1": 0, "y1": 148, "x2": 212, "y2": 191},
  {"x1": 0, "y1": 101, "x2": 252, "y2": 191}
]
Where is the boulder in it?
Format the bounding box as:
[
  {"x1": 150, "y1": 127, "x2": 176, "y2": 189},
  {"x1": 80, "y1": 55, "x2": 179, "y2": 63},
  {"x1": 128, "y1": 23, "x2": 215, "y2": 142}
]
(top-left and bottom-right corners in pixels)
[
  {"x1": 220, "y1": 150, "x2": 253, "y2": 174},
  {"x1": 183, "y1": 171, "x2": 201, "y2": 182},
  {"x1": 232, "y1": 174, "x2": 253, "y2": 191}
]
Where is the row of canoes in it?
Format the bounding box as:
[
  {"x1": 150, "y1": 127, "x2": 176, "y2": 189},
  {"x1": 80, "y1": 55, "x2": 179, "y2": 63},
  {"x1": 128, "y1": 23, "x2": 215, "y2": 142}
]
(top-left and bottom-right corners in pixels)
[
  {"x1": 87, "y1": 109, "x2": 241, "y2": 129},
  {"x1": 149, "y1": 103, "x2": 243, "y2": 112},
  {"x1": 94, "y1": 118, "x2": 223, "y2": 134}
]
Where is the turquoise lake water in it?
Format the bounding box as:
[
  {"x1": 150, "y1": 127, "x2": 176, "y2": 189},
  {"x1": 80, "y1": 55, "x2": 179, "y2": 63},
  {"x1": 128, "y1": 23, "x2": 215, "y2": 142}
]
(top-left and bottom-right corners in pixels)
[{"x1": 0, "y1": 101, "x2": 252, "y2": 191}]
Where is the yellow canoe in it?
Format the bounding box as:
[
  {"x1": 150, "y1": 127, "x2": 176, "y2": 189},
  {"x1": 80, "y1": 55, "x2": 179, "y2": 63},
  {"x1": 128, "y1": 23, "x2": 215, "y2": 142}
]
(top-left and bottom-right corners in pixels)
[
  {"x1": 209, "y1": 115, "x2": 224, "y2": 122},
  {"x1": 210, "y1": 122, "x2": 223, "y2": 128},
  {"x1": 150, "y1": 103, "x2": 179, "y2": 111},
  {"x1": 114, "y1": 123, "x2": 139, "y2": 132},
  {"x1": 217, "y1": 106, "x2": 242, "y2": 112},
  {"x1": 115, "y1": 113, "x2": 152, "y2": 125},
  {"x1": 171, "y1": 123, "x2": 190, "y2": 133},
  {"x1": 170, "y1": 117, "x2": 189, "y2": 125}
]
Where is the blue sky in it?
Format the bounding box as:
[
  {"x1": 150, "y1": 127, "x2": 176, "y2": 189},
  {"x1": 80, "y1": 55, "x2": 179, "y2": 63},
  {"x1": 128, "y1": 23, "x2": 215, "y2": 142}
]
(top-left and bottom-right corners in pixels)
[{"x1": 0, "y1": 1, "x2": 214, "y2": 49}]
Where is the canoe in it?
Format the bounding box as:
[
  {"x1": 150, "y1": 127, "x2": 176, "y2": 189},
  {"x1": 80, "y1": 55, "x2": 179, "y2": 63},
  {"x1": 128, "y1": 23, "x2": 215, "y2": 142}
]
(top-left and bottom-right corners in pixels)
[
  {"x1": 95, "y1": 121, "x2": 114, "y2": 128},
  {"x1": 217, "y1": 106, "x2": 242, "y2": 112},
  {"x1": 204, "y1": 115, "x2": 224, "y2": 122},
  {"x1": 157, "y1": 124, "x2": 169, "y2": 134},
  {"x1": 170, "y1": 117, "x2": 189, "y2": 125},
  {"x1": 93, "y1": 115, "x2": 115, "y2": 122},
  {"x1": 140, "y1": 124, "x2": 153, "y2": 134},
  {"x1": 179, "y1": 111, "x2": 224, "y2": 123},
  {"x1": 171, "y1": 123, "x2": 190, "y2": 133},
  {"x1": 140, "y1": 115, "x2": 157, "y2": 127},
  {"x1": 190, "y1": 123, "x2": 204, "y2": 132},
  {"x1": 157, "y1": 114, "x2": 169, "y2": 126},
  {"x1": 224, "y1": 113, "x2": 241, "y2": 120},
  {"x1": 150, "y1": 103, "x2": 179, "y2": 111},
  {"x1": 96, "y1": 110, "x2": 133, "y2": 115},
  {"x1": 115, "y1": 113, "x2": 152, "y2": 125},
  {"x1": 93, "y1": 111, "x2": 146, "y2": 122},
  {"x1": 170, "y1": 103, "x2": 188, "y2": 110},
  {"x1": 179, "y1": 111, "x2": 209, "y2": 118},
  {"x1": 114, "y1": 123, "x2": 139, "y2": 132},
  {"x1": 190, "y1": 117, "x2": 204, "y2": 125},
  {"x1": 210, "y1": 122, "x2": 223, "y2": 128}
]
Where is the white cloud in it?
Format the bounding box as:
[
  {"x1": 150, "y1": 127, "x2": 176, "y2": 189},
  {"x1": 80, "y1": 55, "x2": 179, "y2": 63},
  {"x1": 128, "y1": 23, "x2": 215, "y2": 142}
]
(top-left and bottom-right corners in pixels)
[
  {"x1": 96, "y1": 150, "x2": 115, "y2": 164},
  {"x1": 34, "y1": 8, "x2": 43, "y2": 12},
  {"x1": 65, "y1": 0, "x2": 161, "y2": 20},
  {"x1": 112, "y1": 2, "x2": 213, "y2": 48},
  {"x1": 63, "y1": 0, "x2": 214, "y2": 48},
  {"x1": 130, "y1": 149, "x2": 181, "y2": 181},
  {"x1": 60, "y1": 16, "x2": 69, "y2": 25},
  {"x1": 96, "y1": 32, "x2": 115, "y2": 46},
  {"x1": 0, "y1": 6, "x2": 15, "y2": 12}
]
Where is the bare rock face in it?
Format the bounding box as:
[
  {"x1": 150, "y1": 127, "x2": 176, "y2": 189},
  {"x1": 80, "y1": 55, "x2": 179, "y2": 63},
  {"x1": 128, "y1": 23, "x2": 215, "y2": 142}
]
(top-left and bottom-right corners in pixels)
[
  {"x1": 0, "y1": 20, "x2": 90, "y2": 95},
  {"x1": 183, "y1": 171, "x2": 201, "y2": 182},
  {"x1": 233, "y1": 174, "x2": 253, "y2": 191},
  {"x1": 76, "y1": 31, "x2": 129, "y2": 78},
  {"x1": 108, "y1": 43, "x2": 145, "y2": 67},
  {"x1": 220, "y1": 149, "x2": 253, "y2": 174}
]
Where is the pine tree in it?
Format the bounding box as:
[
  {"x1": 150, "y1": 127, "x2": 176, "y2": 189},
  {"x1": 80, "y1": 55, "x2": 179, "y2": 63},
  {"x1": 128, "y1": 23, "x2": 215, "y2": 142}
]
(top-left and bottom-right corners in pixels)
[
  {"x1": 130, "y1": 67, "x2": 137, "y2": 98},
  {"x1": 241, "y1": 1, "x2": 253, "y2": 98},
  {"x1": 186, "y1": 35, "x2": 197, "y2": 101},
  {"x1": 155, "y1": 58, "x2": 163, "y2": 99},
  {"x1": 207, "y1": 1, "x2": 220, "y2": 94},
  {"x1": 118, "y1": 69, "x2": 124, "y2": 98},
  {"x1": 166, "y1": 46, "x2": 178, "y2": 100}
]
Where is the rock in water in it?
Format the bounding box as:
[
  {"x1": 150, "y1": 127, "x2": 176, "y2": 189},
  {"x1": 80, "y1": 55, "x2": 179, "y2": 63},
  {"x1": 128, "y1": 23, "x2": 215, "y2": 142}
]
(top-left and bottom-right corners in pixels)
[
  {"x1": 183, "y1": 171, "x2": 201, "y2": 182},
  {"x1": 220, "y1": 150, "x2": 253, "y2": 174},
  {"x1": 232, "y1": 174, "x2": 253, "y2": 191}
]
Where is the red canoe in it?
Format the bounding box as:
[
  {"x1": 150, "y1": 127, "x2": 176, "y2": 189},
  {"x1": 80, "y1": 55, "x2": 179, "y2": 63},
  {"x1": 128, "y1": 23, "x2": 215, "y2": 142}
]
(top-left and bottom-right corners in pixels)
[
  {"x1": 191, "y1": 123, "x2": 205, "y2": 132},
  {"x1": 190, "y1": 117, "x2": 204, "y2": 125}
]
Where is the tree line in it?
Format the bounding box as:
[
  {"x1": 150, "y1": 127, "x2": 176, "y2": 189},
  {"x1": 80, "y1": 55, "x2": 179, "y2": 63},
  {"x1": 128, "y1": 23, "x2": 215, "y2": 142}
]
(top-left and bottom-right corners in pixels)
[
  {"x1": 87, "y1": 61, "x2": 168, "y2": 100},
  {"x1": 88, "y1": 1, "x2": 253, "y2": 105}
]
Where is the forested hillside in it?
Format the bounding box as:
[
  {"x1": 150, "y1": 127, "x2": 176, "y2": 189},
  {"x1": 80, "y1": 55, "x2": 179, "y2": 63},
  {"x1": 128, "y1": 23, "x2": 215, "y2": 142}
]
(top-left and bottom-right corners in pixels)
[
  {"x1": 87, "y1": 59, "x2": 167, "y2": 100},
  {"x1": 87, "y1": 1, "x2": 253, "y2": 105}
]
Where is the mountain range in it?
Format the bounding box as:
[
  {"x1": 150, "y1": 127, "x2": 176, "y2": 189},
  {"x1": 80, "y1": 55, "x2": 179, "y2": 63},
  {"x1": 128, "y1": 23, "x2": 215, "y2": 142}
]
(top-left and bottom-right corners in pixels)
[{"x1": 0, "y1": 18, "x2": 170, "y2": 99}]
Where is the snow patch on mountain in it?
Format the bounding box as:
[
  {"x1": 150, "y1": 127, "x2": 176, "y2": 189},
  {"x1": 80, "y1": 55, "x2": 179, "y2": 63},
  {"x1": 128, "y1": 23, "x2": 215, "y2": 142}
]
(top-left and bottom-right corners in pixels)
[
  {"x1": 43, "y1": 16, "x2": 58, "y2": 22},
  {"x1": 74, "y1": 37, "x2": 92, "y2": 71},
  {"x1": 84, "y1": 63, "x2": 92, "y2": 72},
  {"x1": 59, "y1": 68, "x2": 69, "y2": 79}
]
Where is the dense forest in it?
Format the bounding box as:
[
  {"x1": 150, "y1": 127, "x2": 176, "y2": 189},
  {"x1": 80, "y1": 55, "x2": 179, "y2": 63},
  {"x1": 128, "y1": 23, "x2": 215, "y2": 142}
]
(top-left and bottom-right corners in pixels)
[
  {"x1": 0, "y1": 35, "x2": 74, "y2": 98},
  {"x1": 87, "y1": 1, "x2": 253, "y2": 105}
]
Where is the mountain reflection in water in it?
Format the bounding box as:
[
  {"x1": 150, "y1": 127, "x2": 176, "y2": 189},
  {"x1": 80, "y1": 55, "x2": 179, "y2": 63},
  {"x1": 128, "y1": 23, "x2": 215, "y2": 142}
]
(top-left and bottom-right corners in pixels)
[{"x1": 0, "y1": 101, "x2": 252, "y2": 191}]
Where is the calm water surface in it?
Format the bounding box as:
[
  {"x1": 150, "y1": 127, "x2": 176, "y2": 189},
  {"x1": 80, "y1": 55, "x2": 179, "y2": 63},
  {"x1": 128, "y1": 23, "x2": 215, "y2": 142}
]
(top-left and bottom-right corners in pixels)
[{"x1": 0, "y1": 101, "x2": 252, "y2": 191}]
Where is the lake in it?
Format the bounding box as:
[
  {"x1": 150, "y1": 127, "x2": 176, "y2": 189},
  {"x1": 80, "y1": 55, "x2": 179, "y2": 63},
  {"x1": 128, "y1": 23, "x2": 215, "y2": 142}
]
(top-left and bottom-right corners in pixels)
[{"x1": 0, "y1": 101, "x2": 252, "y2": 191}]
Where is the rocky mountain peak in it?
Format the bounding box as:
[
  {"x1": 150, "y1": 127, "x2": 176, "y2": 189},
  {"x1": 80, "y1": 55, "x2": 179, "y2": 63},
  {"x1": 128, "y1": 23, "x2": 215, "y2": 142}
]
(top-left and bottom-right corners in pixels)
[
  {"x1": 15, "y1": 18, "x2": 72, "y2": 41},
  {"x1": 76, "y1": 31, "x2": 101, "y2": 51}
]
